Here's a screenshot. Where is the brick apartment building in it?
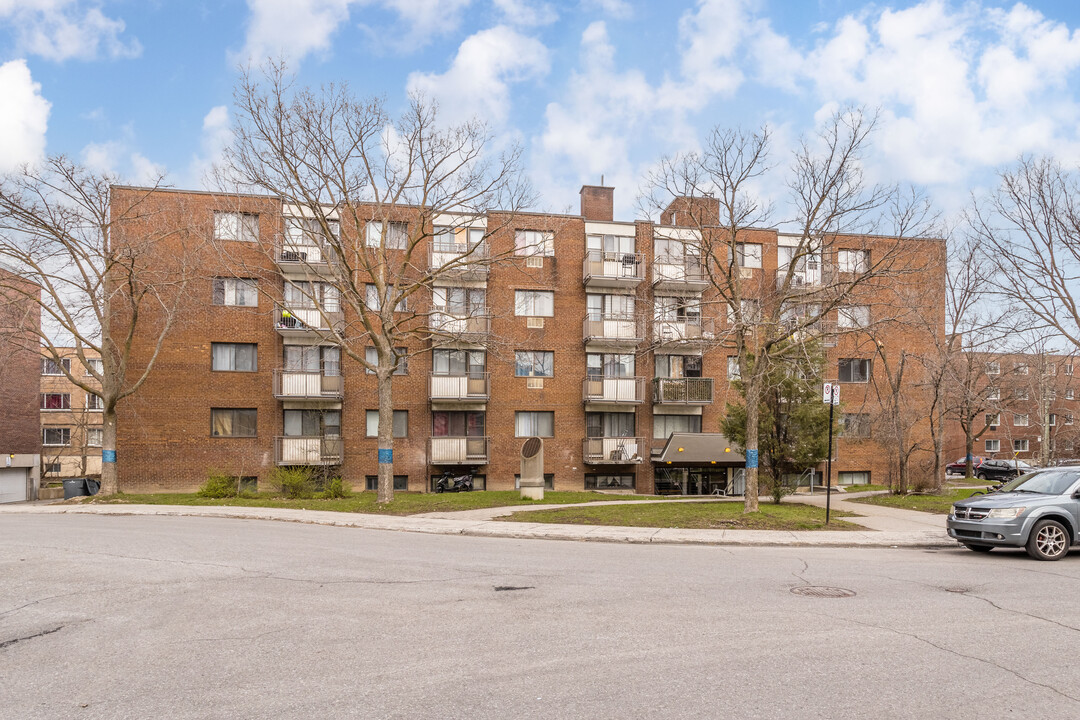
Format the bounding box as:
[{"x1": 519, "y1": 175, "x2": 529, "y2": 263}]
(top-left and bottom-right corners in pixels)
[
  {"x1": 0, "y1": 263, "x2": 42, "y2": 503},
  {"x1": 112, "y1": 185, "x2": 946, "y2": 494},
  {"x1": 40, "y1": 347, "x2": 104, "y2": 479},
  {"x1": 946, "y1": 351, "x2": 1080, "y2": 466}
]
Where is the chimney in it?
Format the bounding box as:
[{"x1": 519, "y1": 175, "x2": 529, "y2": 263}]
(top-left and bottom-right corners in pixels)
[
  {"x1": 660, "y1": 196, "x2": 720, "y2": 227},
  {"x1": 579, "y1": 184, "x2": 614, "y2": 222}
]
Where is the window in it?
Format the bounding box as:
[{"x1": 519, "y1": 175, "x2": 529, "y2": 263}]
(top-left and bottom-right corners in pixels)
[
  {"x1": 1014, "y1": 362, "x2": 1029, "y2": 375},
  {"x1": 735, "y1": 242, "x2": 762, "y2": 268},
  {"x1": 515, "y1": 350, "x2": 553, "y2": 377},
  {"x1": 838, "y1": 305, "x2": 870, "y2": 329},
  {"x1": 585, "y1": 412, "x2": 635, "y2": 438},
  {"x1": 985, "y1": 439, "x2": 1000, "y2": 453},
  {"x1": 432, "y1": 411, "x2": 485, "y2": 437},
  {"x1": 366, "y1": 475, "x2": 408, "y2": 491},
  {"x1": 1066, "y1": 363, "x2": 1074, "y2": 376},
  {"x1": 282, "y1": 281, "x2": 339, "y2": 311},
  {"x1": 585, "y1": 473, "x2": 635, "y2": 490},
  {"x1": 286, "y1": 216, "x2": 339, "y2": 245},
  {"x1": 364, "y1": 347, "x2": 407, "y2": 375},
  {"x1": 515, "y1": 290, "x2": 554, "y2": 317},
  {"x1": 86, "y1": 394, "x2": 103, "y2": 411},
  {"x1": 85, "y1": 358, "x2": 103, "y2": 375},
  {"x1": 986, "y1": 387, "x2": 1000, "y2": 401},
  {"x1": 212, "y1": 278, "x2": 258, "y2": 307},
  {"x1": 1049, "y1": 389, "x2": 1058, "y2": 401},
  {"x1": 986, "y1": 361, "x2": 1000, "y2": 375},
  {"x1": 727, "y1": 356, "x2": 741, "y2": 380},
  {"x1": 42, "y1": 427, "x2": 71, "y2": 446},
  {"x1": 1068, "y1": 389, "x2": 1075, "y2": 400},
  {"x1": 365, "y1": 283, "x2": 407, "y2": 312},
  {"x1": 586, "y1": 234, "x2": 634, "y2": 254},
  {"x1": 285, "y1": 345, "x2": 340, "y2": 374},
  {"x1": 1049, "y1": 414, "x2": 1058, "y2": 427},
  {"x1": 655, "y1": 355, "x2": 701, "y2": 378},
  {"x1": 841, "y1": 413, "x2": 870, "y2": 438},
  {"x1": 283, "y1": 409, "x2": 339, "y2": 437},
  {"x1": 365, "y1": 220, "x2": 407, "y2": 249},
  {"x1": 839, "y1": 358, "x2": 871, "y2": 383},
  {"x1": 1014, "y1": 388, "x2": 1029, "y2": 400},
  {"x1": 986, "y1": 413, "x2": 1000, "y2": 428},
  {"x1": 213, "y1": 211, "x2": 259, "y2": 242},
  {"x1": 433, "y1": 286, "x2": 486, "y2": 315},
  {"x1": 87, "y1": 428, "x2": 102, "y2": 447},
  {"x1": 1067, "y1": 414, "x2": 1075, "y2": 425},
  {"x1": 45, "y1": 462, "x2": 62, "y2": 474},
  {"x1": 514, "y1": 229, "x2": 554, "y2": 257},
  {"x1": 433, "y1": 226, "x2": 485, "y2": 253},
  {"x1": 592, "y1": 293, "x2": 637, "y2": 319},
  {"x1": 40, "y1": 393, "x2": 70, "y2": 410},
  {"x1": 653, "y1": 414, "x2": 701, "y2": 439},
  {"x1": 432, "y1": 349, "x2": 486, "y2": 377},
  {"x1": 514, "y1": 473, "x2": 554, "y2": 490},
  {"x1": 837, "y1": 249, "x2": 869, "y2": 273},
  {"x1": 41, "y1": 357, "x2": 70, "y2": 376},
  {"x1": 1014, "y1": 439, "x2": 1029, "y2": 452},
  {"x1": 211, "y1": 409, "x2": 257, "y2": 437},
  {"x1": 1014, "y1": 413, "x2": 1029, "y2": 427},
  {"x1": 515, "y1": 411, "x2": 554, "y2": 437},
  {"x1": 366, "y1": 410, "x2": 408, "y2": 438},
  {"x1": 211, "y1": 343, "x2": 257, "y2": 372},
  {"x1": 838, "y1": 471, "x2": 870, "y2": 486}
]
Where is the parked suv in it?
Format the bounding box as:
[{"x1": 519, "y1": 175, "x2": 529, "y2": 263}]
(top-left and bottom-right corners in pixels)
[{"x1": 947, "y1": 468, "x2": 1080, "y2": 560}]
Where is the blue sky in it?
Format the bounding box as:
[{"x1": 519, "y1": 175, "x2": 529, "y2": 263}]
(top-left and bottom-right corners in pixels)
[{"x1": 3, "y1": 0, "x2": 1080, "y2": 218}]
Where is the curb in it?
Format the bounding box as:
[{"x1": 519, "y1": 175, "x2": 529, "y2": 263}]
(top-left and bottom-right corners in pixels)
[{"x1": 0, "y1": 503, "x2": 959, "y2": 549}]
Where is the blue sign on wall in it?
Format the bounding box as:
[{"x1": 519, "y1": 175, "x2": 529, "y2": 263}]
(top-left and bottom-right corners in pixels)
[
  {"x1": 378, "y1": 449, "x2": 393, "y2": 464},
  {"x1": 102, "y1": 449, "x2": 117, "y2": 463},
  {"x1": 745, "y1": 449, "x2": 758, "y2": 469}
]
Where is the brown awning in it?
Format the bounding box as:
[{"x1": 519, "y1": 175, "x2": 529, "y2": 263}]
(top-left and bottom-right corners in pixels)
[{"x1": 652, "y1": 433, "x2": 746, "y2": 466}]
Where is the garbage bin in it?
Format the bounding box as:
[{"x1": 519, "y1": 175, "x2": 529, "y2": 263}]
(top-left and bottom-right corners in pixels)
[
  {"x1": 85, "y1": 479, "x2": 100, "y2": 496},
  {"x1": 63, "y1": 478, "x2": 90, "y2": 499}
]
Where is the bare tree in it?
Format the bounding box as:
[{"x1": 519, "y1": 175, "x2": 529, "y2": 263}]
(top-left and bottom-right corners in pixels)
[
  {"x1": 640, "y1": 109, "x2": 935, "y2": 512},
  {"x1": 216, "y1": 63, "x2": 533, "y2": 502},
  {"x1": 0, "y1": 157, "x2": 193, "y2": 494}
]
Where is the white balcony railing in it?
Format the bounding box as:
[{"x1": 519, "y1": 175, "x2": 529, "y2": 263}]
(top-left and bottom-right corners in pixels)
[
  {"x1": 275, "y1": 305, "x2": 343, "y2": 333},
  {"x1": 652, "y1": 256, "x2": 705, "y2": 287},
  {"x1": 275, "y1": 435, "x2": 343, "y2": 465},
  {"x1": 273, "y1": 369, "x2": 343, "y2": 400},
  {"x1": 429, "y1": 436, "x2": 490, "y2": 465},
  {"x1": 429, "y1": 373, "x2": 490, "y2": 401},
  {"x1": 582, "y1": 376, "x2": 644, "y2": 403},
  {"x1": 583, "y1": 250, "x2": 644, "y2": 286},
  {"x1": 429, "y1": 244, "x2": 490, "y2": 276},
  {"x1": 654, "y1": 317, "x2": 715, "y2": 343},
  {"x1": 582, "y1": 437, "x2": 645, "y2": 464},
  {"x1": 429, "y1": 312, "x2": 492, "y2": 338}
]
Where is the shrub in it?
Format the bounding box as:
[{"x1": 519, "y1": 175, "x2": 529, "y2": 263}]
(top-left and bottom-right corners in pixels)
[
  {"x1": 320, "y1": 477, "x2": 351, "y2": 499},
  {"x1": 271, "y1": 466, "x2": 316, "y2": 499},
  {"x1": 198, "y1": 472, "x2": 237, "y2": 499}
]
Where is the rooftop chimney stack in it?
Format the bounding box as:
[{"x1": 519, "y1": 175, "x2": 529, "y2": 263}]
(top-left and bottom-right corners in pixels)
[{"x1": 579, "y1": 184, "x2": 614, "y2": 222}]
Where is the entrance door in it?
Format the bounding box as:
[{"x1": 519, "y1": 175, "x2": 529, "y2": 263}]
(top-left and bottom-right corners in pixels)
[{"x1": 0, "y1": 468, "x2": 28, "y2": 504}]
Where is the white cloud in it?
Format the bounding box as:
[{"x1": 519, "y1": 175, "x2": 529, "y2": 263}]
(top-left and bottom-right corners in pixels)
[
  {"x1": 80, "y1": 134, "x2": 164, "y2": 185},
  {"x1": 185, "y1": 106, "x2": 233, "y2": 189},
  {"x1": 493, "y1": 0, "x2": 557, "y2": 26},
  {"x1": 582, "y1": 0, "x2": 631, "y2": 19},
  {"x1": 0, "y1": 0, "x2": 141, "y2": 62},
  {"x1": 0, "y1": 60, "x2": 51, "y2": 172},
  {"x1": 406, "y1": 25, "x2": 549, "y2": 126}
]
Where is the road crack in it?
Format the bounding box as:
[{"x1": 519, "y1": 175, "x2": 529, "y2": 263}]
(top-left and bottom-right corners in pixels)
[{"x1": 0, "y1": 625, "x2": 65, "y2": 650}]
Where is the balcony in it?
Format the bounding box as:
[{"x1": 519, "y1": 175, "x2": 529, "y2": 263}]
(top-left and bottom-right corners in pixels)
[
  {"x1": 274, "y1": 237, "x2": 336, "y2": 276},
  {"x1": 275, "y1": 435, "x2": 343, "y2": 466},
  {"x1": 582, "y1": 314, "x2": 642, "y2": 346},
  {"x1": 273, "y1": 369, "x2": 343, "y2": 400},
  {"x1": 429, "y1": 311, "x2": 492, "y2": 341},
  {"x1": 654, "y1": 317, "x2": 715, "y2": 345},
  {"x1": 429, "y1": 244, "x2": 490, "y2": 280},
  {"x1": 430, "y1": 372, "x2": 490, "y2": 402},
  {"x1": 275, "y1": 305, "x2": 344, "y2": 338},
  {"x1": 775, "y1": 265, "x2": 822, "y2": 291},
  {"x1": 652, "y1": 256, "x2": 707, "y2": 292},
  {"x1": 582, "y1": 437, "x2": 645, "y2": 464},
  {"x1": 652, "y1": 377, "x2": 713, "y2": 404},
  {"x1": 429, "y1": 436, "x2": 490, "y2": 465},
  {"x1": 583, "y1": 250, "x2": 644, "y2": 288},
  {"x1": 582, "y1": 376, "x2": 644, "y2": 404}
]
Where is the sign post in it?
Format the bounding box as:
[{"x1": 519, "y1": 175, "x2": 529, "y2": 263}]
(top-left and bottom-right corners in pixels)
[{"x1": 823, "y1": 383, "x2": 839, "y2": 525}]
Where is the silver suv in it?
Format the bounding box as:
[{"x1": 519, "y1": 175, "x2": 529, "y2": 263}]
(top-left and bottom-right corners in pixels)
[{"x1": 947, "y1": 468, "x2": 1080, "y2": 560}]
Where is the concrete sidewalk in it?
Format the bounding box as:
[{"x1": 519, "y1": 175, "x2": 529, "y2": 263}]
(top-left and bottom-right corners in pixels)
[{"x1": 0, "y1": 499, "x2": 957, "y2": 548}]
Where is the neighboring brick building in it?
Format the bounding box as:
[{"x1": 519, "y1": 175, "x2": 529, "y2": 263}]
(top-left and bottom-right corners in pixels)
[
  {"x1": 112, "y1": 186, "x2": 946, "y2": 494},
  {"x1": 0, "y1": 263, "x2": 42, "y2": 503},
  {"x1": 40, "y1": 347, "x2": 104, "y2": 479}
]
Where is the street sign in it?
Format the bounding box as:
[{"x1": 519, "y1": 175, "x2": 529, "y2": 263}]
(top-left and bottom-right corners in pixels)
[
  {"x1": 831, "y1": 385, "x2": 840, "y2": 405},
  {"x1": 823, "y1": 382, "x2": 832, "y2": 403}
]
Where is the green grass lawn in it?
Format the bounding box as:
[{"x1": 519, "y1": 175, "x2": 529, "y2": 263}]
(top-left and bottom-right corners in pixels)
[
  {"x1": 840, "y1": 484, "x2": 888, "y2": 493},
  {"x1": 84, "y1": 490, "x2": 657, "y2": 516},
  {"x1": 848, "y1": 488, "x2": 985, "y2": 514},
  {"x1": 496, "y1": 501, "x2": 862, "y2": 530}
]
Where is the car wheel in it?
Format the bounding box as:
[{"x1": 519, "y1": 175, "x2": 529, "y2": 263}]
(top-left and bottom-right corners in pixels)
[
  {"x1": 976, "y1": 472, "x2": 987, "y2": 481},
  {"x1": 1026, "y1": 519, "x2": 1071, "y2": 561},
  {"x1": 963, "y1": 544, "x2": 993, "y2": 553}
]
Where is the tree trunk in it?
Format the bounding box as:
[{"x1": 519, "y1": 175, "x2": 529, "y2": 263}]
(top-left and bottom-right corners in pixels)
[
  {"x1": 964, "y1": 422, "x2": 975, "y2": 477},
  {"x1": 376, "y1": 368, "x2": 395, "y2": 503},
  {"x1": 743, "y1": 374, "x2": 760, "y2": 513},
  {"x1": 932, "y1": 406, "x2": 945, "y2": 492},
  {"x1": 100, "y1": 407, "x2": 119, "y2": 495}
]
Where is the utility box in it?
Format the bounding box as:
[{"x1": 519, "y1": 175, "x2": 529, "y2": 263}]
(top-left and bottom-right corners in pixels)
[{"x1": 519, "y1": 437, "x2": 544, "y2": 500}]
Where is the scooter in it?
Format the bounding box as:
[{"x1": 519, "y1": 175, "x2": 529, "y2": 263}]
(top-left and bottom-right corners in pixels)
[{"x1": 436, "y1": 468, "x2": 474, "y2": 493}]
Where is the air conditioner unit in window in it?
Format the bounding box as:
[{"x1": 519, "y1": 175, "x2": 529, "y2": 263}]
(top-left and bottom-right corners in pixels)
[
  {"x1": 526, "y1": 377, "x2": 544, "y2": 389},
  {"x1": 739, "y1": 267, "x2": 754, "y2": 279},
  {"x1": 525, "y1": 256, "x2": 544, "y2": 268},
  {"x1": 527, "y1": 317, "x2": 545, "y2": 328},
  {"x1": 281, "y1": 250, "x2": 307, "y2": 262}
]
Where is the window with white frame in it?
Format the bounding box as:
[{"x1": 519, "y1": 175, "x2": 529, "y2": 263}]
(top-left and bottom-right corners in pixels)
[
  {"x1": 365, "y1": 410, "x2": 408, "y2": 438},
  {"x1": 839, "y1": 358, "x2": 871, "y2": 383},
  {"x1": 432, "y1": 286, "x2": 485, "y2": 316},
  {"x1": 727, "y1": 356, "x2": 741, "y2": 380},
  {"x1": 213, "y1": 278, "x2": 258, "y2": 306},
  {"x1": 515, "y1": 411, "x2": 554, "y2": 437},
  {"x1": 1014, "y1": 413, "x2": 1029, "y2": 427},
  {"x1": 365, "y1": 283, "x2": 407, "y2": 312},
  {"x1": 41, "y1": 357, "x2": 70, "y2": 376},
  {"x1": 1068, "y1": 389, "x2": 1075, "y2": 400},
  {"x1": 1066, "y1": 363, "x2": 1074, "y2": 376},
  {"x1": 1050, "y1": 414, "x2": 1058, "y2": 426},
  {"x1": 986, "y1": 386, "x2": 1000, "y2": 400},
  {"x1": 365, "y1": 221, "x2": 407, "y2": 249},
  {"x1": 586, "y1": 233, "x2": 634, "y2": 255},
  {"x1": 44, "y1": 462, "x2": 62, "y2": 474},
  {"x1": 1066, "y1": 413, "x2": 1074, "y2": 425},
  {"x1": 985, "y1": 439, "x2": 1000, "y2": 452},
  {"x1": 735, "y1": 243, "x2": 762, "y2": 268},
  {"x1": 986, "y1": 413, "x2": 999, "y2": 428},
  {"x1": 653, "y1": 414, "x2": 702, "y2": 439},
  {"x1": 986, "y1": 361, "x2": 1000, "y2": 375},
  {"x1": 211, "y1": 343, "x2": 257, "y2": 372},
  {"x1": 40, "y1": 393, "x2": 70, "y2": 410},
  {"x1": 1014, "y1": 388, "x2": 1029, "y2": 400},
  {"x1": 1014, "y1": 362, "x2": 1029, "y2": 375},
  {"x1": 838, "y1": 471, "x2": 870, "y2": 486},
  {"x1": 87, "y1": 428, "x2": 102, "y2": 447},
  {"x1": 286, "y1": 216, "x2": 339, "y2": 245},
  {"x1": 85, "y1": 358, "x2": 103, "y2": 375},
  {"x1": 515, "y1": 290, "x2": 554, "y2": 317},
  {"x1": 42, "y1": 427, "x2": 71, "y2": 446},
  {"x1": 86, "y1": 394, "x2": 103, "y2": 411},
  {"x1": 364, "y1": 347, "x2": 407, "y2": 375},
  {"x1": 514, "y1": 229, "x2": 554, "y2": 257},
  {"x1": 1014, "y1": 439, "x2": 1029, "y2": 452},
  {"x1": 838, "y1": 305, "x2": 870, "y2": 329},
  {"x1": 433, "y1": 225, "x2": 485, "y2": 253},
  {"x1": 837, "y1": 249, "x2": 870, "y2": 273},
  {"x1": 213, "y1": 211, "x2": 259, "y2": 242},
  {"x1": 515, "y1": 350, "x2": 553, "y2": 377}
]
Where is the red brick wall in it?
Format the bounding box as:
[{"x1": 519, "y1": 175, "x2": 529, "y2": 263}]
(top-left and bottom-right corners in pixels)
[{"x1": 0, "y1": 267, "x2": 41, "y2": 455}]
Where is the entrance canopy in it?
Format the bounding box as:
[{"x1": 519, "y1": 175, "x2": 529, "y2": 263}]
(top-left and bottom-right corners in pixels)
[{"x1": 652, "y1": 433, "x2": 745, "y2": 466}]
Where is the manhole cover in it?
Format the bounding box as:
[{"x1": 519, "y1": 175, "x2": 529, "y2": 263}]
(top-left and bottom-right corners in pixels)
[{"x1": 790, "y1": 586, "x2": 856, "y2": 598}]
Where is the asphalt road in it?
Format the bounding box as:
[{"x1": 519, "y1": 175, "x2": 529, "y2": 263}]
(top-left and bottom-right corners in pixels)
[{"x1": 3, "y1": 515, "x2": 1080, "y2": 719}]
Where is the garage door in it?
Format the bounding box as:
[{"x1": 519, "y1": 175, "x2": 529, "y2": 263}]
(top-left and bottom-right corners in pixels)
[{"x1": 0, "y1": 467, "x2": 28, "y2": 504}]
